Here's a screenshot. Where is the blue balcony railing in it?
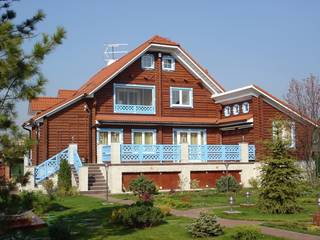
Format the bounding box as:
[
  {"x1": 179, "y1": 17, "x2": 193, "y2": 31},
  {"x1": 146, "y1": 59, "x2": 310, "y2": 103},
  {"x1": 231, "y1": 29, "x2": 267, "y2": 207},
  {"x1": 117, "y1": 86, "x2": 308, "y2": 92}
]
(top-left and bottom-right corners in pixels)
[
  {"x1": 120, "y1": 144, "x2": 181, "y2": 163},
  {"x1": 114, "y1": 104, "x2": 155, "y2": 114},
  {"x1": 189, "y1": 145, "x2": 241, "y2": 162},
  {"x1": 248, "y1": 145, "x2": 256, "y2": 160}
]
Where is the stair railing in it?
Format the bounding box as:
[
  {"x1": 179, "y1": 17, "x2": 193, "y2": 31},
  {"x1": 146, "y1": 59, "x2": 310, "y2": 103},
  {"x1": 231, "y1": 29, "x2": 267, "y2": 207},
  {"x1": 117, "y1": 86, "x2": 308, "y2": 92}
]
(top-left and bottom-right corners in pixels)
[
  {"x1": 73, "y1": 150, "x2": 83, "y2": 174},
  {"x1": 34, "y1": 148, "x2": 69, "y2": 183}
]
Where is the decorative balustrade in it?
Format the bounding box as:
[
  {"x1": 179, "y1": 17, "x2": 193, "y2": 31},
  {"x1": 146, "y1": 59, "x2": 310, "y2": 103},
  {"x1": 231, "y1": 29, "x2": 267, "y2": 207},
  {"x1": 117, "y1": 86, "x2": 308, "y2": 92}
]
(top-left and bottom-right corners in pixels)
[
  {"x1": 114, "y1": 104, "x2": 155, "y2": 114},
  {"x1": 101, "y1": 145, "x2": 111, "y2": 162},
  {"x1": 120, "y1": 144, "x2": 181, "y2": 163},
  {"x1": 188, "y1": 145, "x2": 241, "y2": 162},
  {"x1": 34, "y1": 148, "x2": 69, "y2": 183},
  {"x1": 248, "y1": 145, "x2": 256, "y2": 160},
  {"x1": 73, "y1": 150, "x2": 83, "y2": 173}
]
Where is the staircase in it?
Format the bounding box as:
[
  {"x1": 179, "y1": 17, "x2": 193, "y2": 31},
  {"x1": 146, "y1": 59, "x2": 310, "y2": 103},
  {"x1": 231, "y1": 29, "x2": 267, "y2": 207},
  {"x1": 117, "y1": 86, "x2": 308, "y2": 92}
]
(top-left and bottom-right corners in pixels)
[
  {"x1": 88, "y1": 165, "x2": 107, "y2": 193},
  {"x1": 70, "y1": 165, "x2": 79, "y2": 186}
]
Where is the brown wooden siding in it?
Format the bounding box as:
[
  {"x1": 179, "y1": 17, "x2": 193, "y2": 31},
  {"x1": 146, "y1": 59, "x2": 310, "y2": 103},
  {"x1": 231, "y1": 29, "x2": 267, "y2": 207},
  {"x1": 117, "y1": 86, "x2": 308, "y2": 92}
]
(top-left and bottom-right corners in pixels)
[
  {"x1": 190, "y1": 170, "x2": 241, "y2": 188},
  {"x1": 122, "y1": 172, "x2": 180, "y2": 191}
]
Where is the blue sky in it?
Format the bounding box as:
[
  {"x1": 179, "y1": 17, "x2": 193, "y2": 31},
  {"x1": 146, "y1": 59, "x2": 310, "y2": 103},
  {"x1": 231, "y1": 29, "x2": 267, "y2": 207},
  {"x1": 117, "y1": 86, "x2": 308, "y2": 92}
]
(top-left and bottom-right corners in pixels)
[{"x1": 15, "y1": 0, "x2": 320, "y2": 124}]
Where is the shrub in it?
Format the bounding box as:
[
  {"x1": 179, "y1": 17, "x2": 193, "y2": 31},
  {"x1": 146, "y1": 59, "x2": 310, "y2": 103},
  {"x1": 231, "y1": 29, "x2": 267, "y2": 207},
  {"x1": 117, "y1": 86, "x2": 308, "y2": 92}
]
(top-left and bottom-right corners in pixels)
[
  {"x1": 248, "y1": 178, "x2": 259, "y2": 190},
  {"x1": 112, "y1": 203, "x2": 164, "y2": 228},
  {"x1": 216, "y1": 175, "x2": 240, "y2": 193},
  {"x1": 42, "y1": 179, "x2": 55, "y2": 199},
  {"x1": 129, "y1": 175, "x2": 157, "y2": 202},
  {"x1": 157, "y1": 204, "x2": 171, "y2": 216},
  {"x1": 187, "y1": 212, "x2": 223, "y2": 238},
  {"x1": 190, "y1": 179, "x2": 200, "y2": 189},
  {"x1": 231, "y1": 226, "x2": 262, "y2": 240},
  {"x1": 57, "y1": 159, "x2": 72, "y2": 194},
  {"x1": 48, "y1": 222, "x2": 72, "y2": 240}
]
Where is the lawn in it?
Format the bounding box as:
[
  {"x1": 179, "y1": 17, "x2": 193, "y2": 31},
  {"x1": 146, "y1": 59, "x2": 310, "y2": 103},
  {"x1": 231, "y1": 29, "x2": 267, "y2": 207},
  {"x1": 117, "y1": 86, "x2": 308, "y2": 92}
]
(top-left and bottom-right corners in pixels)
[{"x1": 2, "y1": 195, "x2": 284, "y2": 240}]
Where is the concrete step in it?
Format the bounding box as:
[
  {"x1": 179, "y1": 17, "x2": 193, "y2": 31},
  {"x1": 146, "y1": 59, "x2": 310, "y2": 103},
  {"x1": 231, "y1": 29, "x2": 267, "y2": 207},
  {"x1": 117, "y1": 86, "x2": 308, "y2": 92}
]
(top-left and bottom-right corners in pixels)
[
  {"x1": 89, "y1": 182, "x2": 107, "y2": 187},
  {"x1": 80, "y1": 190, "x2": 107, "y2": 194},
  {"x1": 89, "y1": 186, "x2": 107, "y2": 191}
]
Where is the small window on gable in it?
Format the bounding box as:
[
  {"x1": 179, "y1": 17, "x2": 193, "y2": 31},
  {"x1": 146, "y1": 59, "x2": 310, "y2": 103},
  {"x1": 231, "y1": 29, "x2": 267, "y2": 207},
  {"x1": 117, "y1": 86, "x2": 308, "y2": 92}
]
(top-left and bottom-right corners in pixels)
[
  {"x1": 272, "y1": 120, "x2": 296, "y2": 148},
  {"x1": 170, "y1": 87, "x2": 193, "y2": 108},
  {"x1": 141, "y1": 54, "x2": 154, "y2": 70},
  {"x1": 162, "y1": 55, "x2": 175, "y2": 71}
]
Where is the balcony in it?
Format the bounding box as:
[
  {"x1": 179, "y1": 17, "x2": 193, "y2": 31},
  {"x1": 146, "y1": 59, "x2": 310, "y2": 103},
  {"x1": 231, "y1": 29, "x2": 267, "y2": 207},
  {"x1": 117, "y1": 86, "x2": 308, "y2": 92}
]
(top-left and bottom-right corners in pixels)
[
  {"x1": 114, "y1": 104, "x2": 155, "y2": 114},
  {"x1": 97, "y1": 143, "x2": 255, "y2": 164}
]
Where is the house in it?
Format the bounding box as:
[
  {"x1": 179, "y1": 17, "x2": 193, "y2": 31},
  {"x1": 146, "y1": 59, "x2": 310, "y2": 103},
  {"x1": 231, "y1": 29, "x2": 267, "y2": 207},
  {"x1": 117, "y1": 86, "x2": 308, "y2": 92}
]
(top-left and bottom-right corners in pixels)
[{"x1": 23, "y1": 35, "x2": 318, "y2": 193}]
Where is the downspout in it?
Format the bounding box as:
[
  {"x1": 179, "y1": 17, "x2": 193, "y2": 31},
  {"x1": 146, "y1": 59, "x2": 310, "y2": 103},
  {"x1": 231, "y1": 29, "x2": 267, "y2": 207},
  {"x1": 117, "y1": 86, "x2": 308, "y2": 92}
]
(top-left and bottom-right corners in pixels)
[{"x1": 22, "y1": 123, "x2": 32, "y2": 166}]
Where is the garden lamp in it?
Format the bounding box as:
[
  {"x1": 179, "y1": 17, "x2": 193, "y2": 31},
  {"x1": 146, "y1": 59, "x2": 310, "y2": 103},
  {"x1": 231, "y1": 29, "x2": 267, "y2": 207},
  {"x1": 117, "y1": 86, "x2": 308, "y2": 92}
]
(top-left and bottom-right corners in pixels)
[
  {"x1": 229, "y1": 196, "x2": 234, "y2": 212},
  {"x1": 317, "y1": 197, "x2": 320, "y2": 211},
  {"x1": 246, "y1": 191, "x2": 251, "y2": 204}
]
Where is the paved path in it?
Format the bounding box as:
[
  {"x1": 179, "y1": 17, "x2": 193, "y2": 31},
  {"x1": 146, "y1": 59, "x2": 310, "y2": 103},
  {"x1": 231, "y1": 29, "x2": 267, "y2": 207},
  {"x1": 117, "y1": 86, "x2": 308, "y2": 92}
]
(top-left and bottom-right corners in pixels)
[{"x1": 84, "y1": 193, "x2": 320, "y2": 240}]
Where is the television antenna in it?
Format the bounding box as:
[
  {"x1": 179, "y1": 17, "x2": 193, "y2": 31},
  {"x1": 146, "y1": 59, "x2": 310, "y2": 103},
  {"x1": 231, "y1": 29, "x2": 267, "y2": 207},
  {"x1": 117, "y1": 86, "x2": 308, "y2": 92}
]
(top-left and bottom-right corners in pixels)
[{"x1": 104, "y1": 43, "x2": 128, "y2": 64}]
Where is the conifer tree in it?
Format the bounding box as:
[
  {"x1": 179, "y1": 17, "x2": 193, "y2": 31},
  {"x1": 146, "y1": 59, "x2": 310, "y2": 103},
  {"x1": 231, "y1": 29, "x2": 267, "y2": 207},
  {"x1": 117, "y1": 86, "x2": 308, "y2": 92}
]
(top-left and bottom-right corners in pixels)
[
  {"x1": 258, "y1": 120, "x2": 302, "y2": 214},
  {"x1": 0, "y1": 0, "x2": 65, "y2": 167}
]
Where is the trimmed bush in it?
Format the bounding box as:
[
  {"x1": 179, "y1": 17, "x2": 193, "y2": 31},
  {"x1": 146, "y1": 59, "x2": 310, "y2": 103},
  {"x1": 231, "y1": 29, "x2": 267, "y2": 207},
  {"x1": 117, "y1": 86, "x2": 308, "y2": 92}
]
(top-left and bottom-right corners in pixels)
[
  {"x1": 112, "y1": 203, "x2": 164, "y2": 228},
  {"x1": 129, "y1": 175, "x2": 158, "y2": 202},
  {"x1": 48, "y1": 222, "x2": 72, "y2": 240},
  {"x1": 57, "y1": 159, "x2": 72, "y2": 194},
  {"x1": 231, "y1": 226, "x2": 262, "y2": 240},
  {"x1": 216, "y1": 175, "x2": 240, "y2": 192},
  {"x1": 157, "y1": 204, "x2": 171, "y2": 216},
  {"x1": 187, "y1": 212, "x2": 223, "y2": 238}
]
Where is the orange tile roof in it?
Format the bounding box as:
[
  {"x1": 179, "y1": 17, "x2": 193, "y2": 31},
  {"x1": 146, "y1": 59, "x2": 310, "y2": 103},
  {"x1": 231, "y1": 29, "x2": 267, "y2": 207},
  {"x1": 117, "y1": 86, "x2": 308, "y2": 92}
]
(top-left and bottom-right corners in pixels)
[
  {"x1": 29, "y1": 35, "x2": 223, "y2": 122},
  {"x1": 96, "y1": 114, "x2": 219, "y2": 125},
  {"x1": 29, "y1": 97, "x2": 65, "y2": 113},
  {"x1": 218, "y1": 114, "x2": 253, "y2": 124},
  {"x1": 57, "y1": 89, "x2": 77, "y2": 98}
]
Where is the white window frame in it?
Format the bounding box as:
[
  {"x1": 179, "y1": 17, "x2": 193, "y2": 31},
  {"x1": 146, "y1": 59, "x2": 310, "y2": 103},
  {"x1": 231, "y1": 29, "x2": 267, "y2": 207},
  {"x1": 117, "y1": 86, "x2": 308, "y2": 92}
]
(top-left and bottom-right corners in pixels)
[
  {"x1": 172, "y1": 128, "x2": 207, "y2": 145},
  {"x1": 96, "y1": 128, "x2": 124, "y2": 145},
  {"x1": 162, "y1": 55, "x2": 175, "y2": 71},
  {"x1": 232, "y1": 104, "x2": 240, "y2": 115},
  {"x1": 272, "y1": 121, "x2": 296, "y2": 148},
  {"x1": 141, "y1": 54, "x2": 155, "y2": 70},
  {"x1": 242, "y1": 102, "x2": 250, "y2": 114},
  {"x1": 224, "y1": 106, "x2": 231, "y2": 117},
  {"x1": 131, "y1": 129, "x2": 157, "y2": 145},
  {"x1": 170, "y1": 87, "x2": 193, "y2": 108}
]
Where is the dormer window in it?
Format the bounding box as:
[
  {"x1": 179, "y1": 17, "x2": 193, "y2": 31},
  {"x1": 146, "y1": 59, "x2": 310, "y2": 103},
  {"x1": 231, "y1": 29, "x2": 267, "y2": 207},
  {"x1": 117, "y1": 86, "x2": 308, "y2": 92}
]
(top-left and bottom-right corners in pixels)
[
  {"x1": 242, "y1": 102, "x2": 250, "y2": 113},
  {"x1": 162, "y1": 55, "x2": 175, "y2": 71},
  {"x1": 232, "y1": 104, "x2": 240, "y2": 115},
  {"x1": 141, "y1": 54, "x2": 154, "y2": 70},
  {"x1": 224, "y1": 106, "x2": 231, "y2": 117}
]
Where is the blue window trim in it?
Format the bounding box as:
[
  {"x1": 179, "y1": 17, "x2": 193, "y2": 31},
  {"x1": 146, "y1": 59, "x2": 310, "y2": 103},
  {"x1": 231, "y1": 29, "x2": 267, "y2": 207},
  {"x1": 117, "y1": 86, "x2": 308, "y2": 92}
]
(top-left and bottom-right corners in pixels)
[
  {"x1": 96, "y1": 128, "x2": 124, "y2": 144},
  {"x1": 170, "y1": 87, "x2": 193, "y2": 108},
  {"x1": 113, "y1": 83, "x2": 156, "y2": 114}
]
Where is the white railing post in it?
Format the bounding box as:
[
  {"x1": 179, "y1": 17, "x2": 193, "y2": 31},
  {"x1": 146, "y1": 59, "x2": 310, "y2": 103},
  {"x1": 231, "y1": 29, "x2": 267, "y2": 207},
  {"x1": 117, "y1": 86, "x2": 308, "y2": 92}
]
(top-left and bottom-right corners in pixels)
[
  {"x1": 97, "y1": 145, "x2": 103, "y2": 164},
  {"x1": 111, "y1": 143, "x2": 121, "y2": 164},
  {"x1": 78, "y1": 166, "x2": 88, "y2": 191},
  {"x1": 239, "y1": 142, "x2": 249, "y2": 162},
  {"x1": 68, "y1": 143, "x2": 78, "y2": 164},
  {"x1": 181, "y1": 143, "x2": 189, "y2": 163}
]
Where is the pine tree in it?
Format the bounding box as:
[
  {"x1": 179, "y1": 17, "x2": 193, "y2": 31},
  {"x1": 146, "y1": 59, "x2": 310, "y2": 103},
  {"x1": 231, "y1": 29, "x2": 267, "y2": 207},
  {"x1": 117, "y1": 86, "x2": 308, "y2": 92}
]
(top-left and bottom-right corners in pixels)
[
  {"x1": 0, "y1": 1, "x2": 65, "y2": 167},
  {"x1": 258, "y1": 120, "x2": 302, "y2": 214}
]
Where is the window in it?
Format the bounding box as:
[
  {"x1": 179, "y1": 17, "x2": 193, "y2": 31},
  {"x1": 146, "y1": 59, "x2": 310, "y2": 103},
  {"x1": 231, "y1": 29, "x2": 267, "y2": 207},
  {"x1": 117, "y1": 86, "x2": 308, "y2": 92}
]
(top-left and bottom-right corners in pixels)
[
  {"x1": 272, "y1": 121, "x2": 296, "y2": 148},
  {"x1": 162, "y1": 55, "x2": 175, "y2": 71},
  {"x1": 97, "y1": 128, "x2": 123, "y2": 145},
  {"x1": 132, "y1": 129, "x2": 157, "y2": 144},
  {"x1": 242, "y1": 102, "x2": 250, "y2": 113},
  {"x1": 170, "y1": 87, "x2": 193, "y2": 108},
  {"x1": 141, "y1": 54, "x2": 154, "y2": 70},
  {"x1": 224, "y1": 106, "x2": 231, "y2": 117},
  {"x1": 114, "y1": 84, "x2": 155, "y2": 114},
  {"x1": 173, "y1": 129, "x2": 206, "y2": 145},
  {"x1": 232, "y1": 104, "x2": 240, "y2": 115}
]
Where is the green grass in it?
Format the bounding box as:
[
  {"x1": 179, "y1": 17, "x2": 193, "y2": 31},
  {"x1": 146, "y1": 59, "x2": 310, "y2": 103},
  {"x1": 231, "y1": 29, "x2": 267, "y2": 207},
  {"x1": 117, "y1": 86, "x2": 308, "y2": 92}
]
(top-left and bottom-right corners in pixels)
[
  {"x1": 262, "y1": 222, "x2": 320, "y2": 236},
  {"x1": 113, "y1": 190, "x2": 256, "y2": 209},
  {"x1": 2, "y1": 195, "x2": 284, "y2": 240}
]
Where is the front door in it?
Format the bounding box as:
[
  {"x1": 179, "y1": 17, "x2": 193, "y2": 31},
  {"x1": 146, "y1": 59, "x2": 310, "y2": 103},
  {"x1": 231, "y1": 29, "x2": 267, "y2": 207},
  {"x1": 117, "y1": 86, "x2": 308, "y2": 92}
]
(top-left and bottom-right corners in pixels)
[{"x1": 97, "y1": 128, "x2": 123, "y2": 163}]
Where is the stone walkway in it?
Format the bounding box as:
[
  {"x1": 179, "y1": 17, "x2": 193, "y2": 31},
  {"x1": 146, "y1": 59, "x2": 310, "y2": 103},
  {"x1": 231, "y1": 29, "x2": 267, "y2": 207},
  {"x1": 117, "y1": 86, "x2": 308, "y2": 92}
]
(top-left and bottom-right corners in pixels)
[{"x1": 84, "y1": 193, "x2": 320, "y2": 240}]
